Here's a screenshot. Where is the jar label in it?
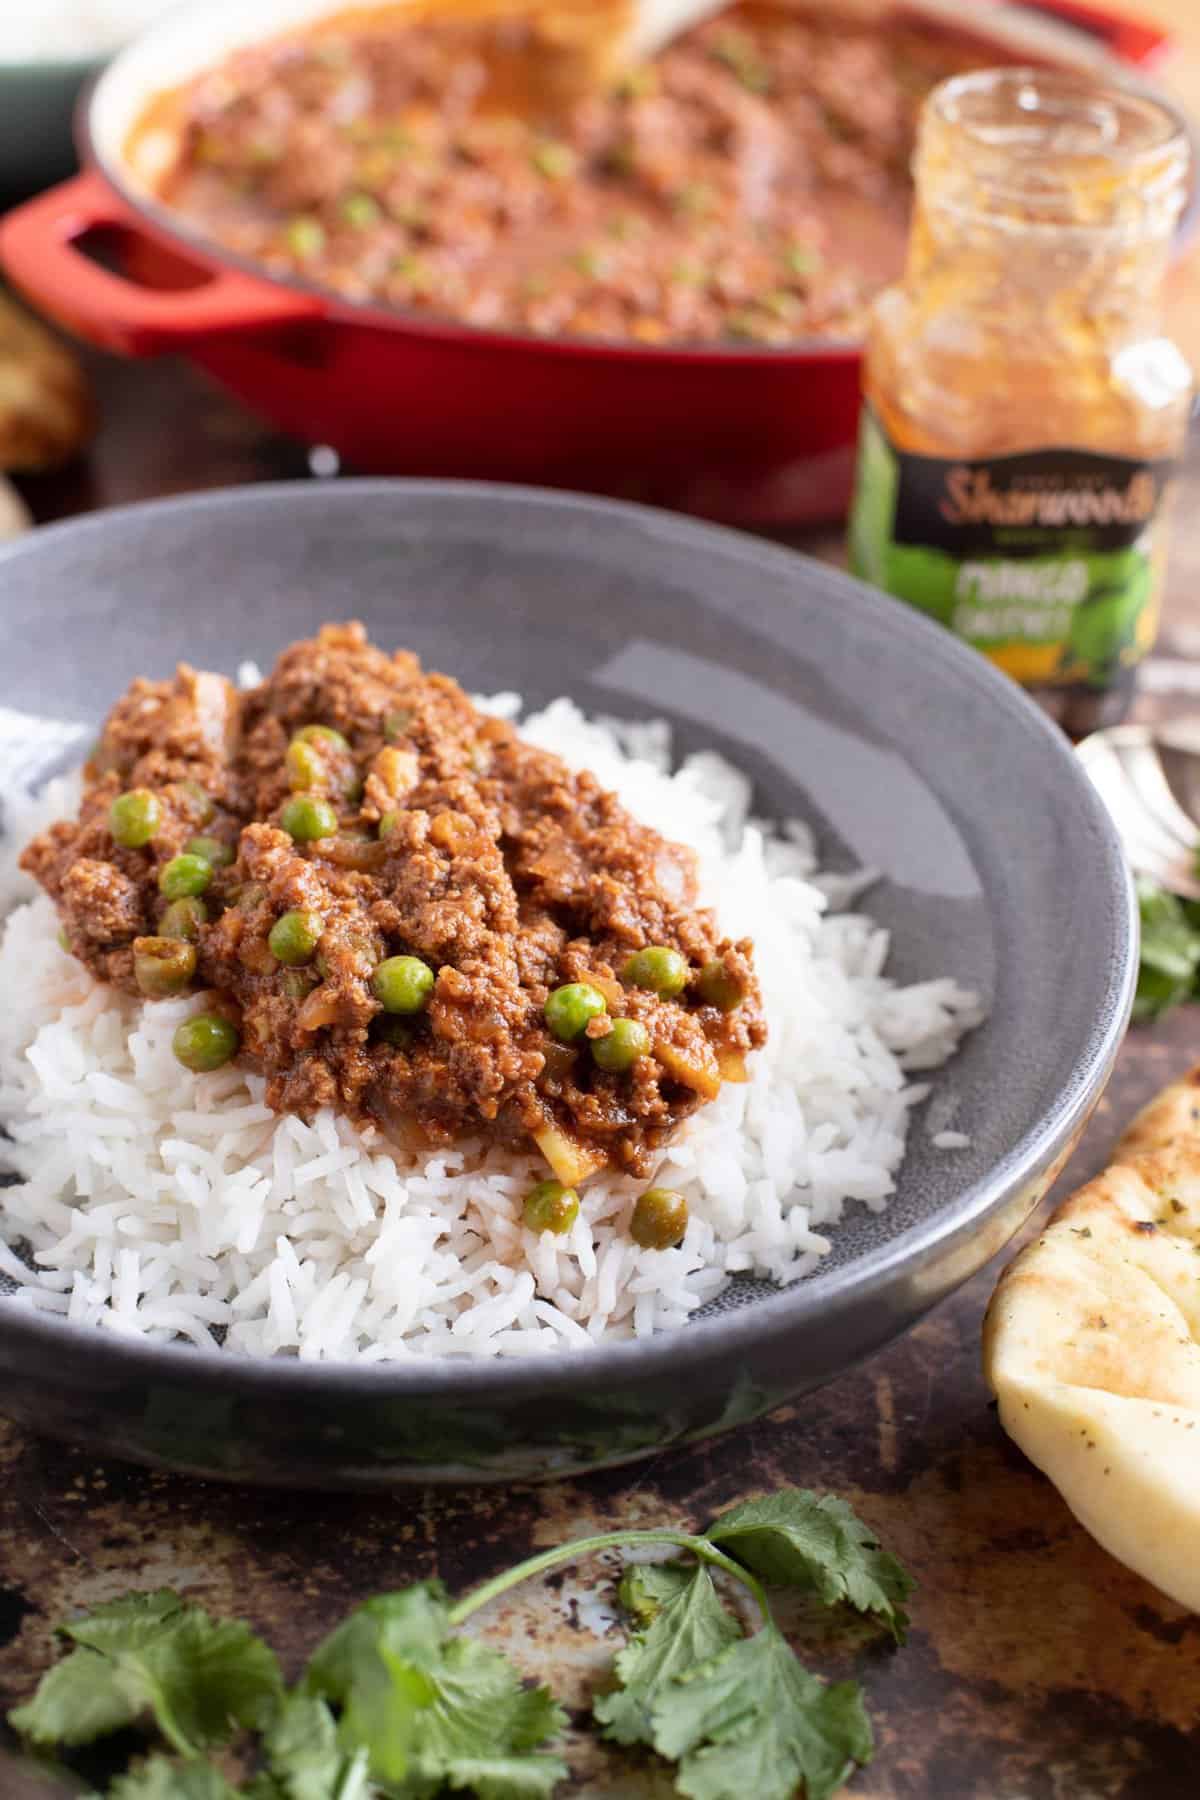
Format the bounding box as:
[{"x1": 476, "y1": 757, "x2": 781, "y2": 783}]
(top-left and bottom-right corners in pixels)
[{"x1": 848, "y1": 403, "x2": 1177, "y2": 688}]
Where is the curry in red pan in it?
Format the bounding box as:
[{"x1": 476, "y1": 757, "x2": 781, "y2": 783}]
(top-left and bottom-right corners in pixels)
[{"x1": 135, "y1": 1, "x2": 1023, "y2": 345}]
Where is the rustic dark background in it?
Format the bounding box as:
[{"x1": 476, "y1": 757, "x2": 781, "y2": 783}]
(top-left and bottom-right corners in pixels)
[{"x1": 5, "y1": 2, "x2": 1200, "y2": 1789}]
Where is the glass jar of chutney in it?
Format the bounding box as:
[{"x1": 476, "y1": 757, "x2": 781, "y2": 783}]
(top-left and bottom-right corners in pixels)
[{"x1": 849, "y1": 66, "x2": 1194, "y2": 735}]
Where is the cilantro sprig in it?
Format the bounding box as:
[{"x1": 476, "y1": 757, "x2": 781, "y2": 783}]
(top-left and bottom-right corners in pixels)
[
  {"x1": 1135, "y1": 876, "x2": 1200, "y2": 1020},
  {"x1": 9, "y1": 1489, "x2": 912, "y2": 1800}
]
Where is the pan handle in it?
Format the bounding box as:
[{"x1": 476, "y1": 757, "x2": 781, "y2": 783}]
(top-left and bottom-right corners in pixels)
[
  {"x1": 1015, "y1": 0, "x2": 1172, "y2": 69},
  {"x1": 0, "y1": 171, "x2": 324, "y2": 357}
]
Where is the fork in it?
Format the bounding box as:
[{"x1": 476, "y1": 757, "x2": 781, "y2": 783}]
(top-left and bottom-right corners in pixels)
[{"x1": 1077, "y1": 723, "x2": 1200, "y2": 901}]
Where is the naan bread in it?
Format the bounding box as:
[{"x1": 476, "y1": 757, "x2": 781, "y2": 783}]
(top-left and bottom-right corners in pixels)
[
  {"x1": 0, "y1": 290, "x2": 92, "y2": 471},
  {"x1": 983, "y1": 1066, "x2": 1200, "y2": 1611},
  {"x1": 1114, "y1": 1066, "x2": 1200, "y2": 1162}
]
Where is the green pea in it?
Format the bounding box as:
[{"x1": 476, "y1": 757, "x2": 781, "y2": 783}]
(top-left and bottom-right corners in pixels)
[
  {"x1": 281, "y1": 967, "x2": 319, "y2": 1003},
  {"x1": 372, "y1": 954, "x2": 435, "y2": 1015},
  {"x1": 392, "y1": 252, "x2": 431, "y2": 291},
  {"x1": 288, "y1": 730, "x2": 360, "y2": 801},
  {"x1": 268, "y1": 910, "x2": 324, "y2": 966},
  {"x1": 134, "y1": 936, "x2": 197, "y2": 999},
  {"x1": 172, "y1": 1012, "x2": 240, "y2": 1073},
  {"x1": 697, "y1": 957, "x2": 744, "y2": 1012},
  {"x1": 183, "y1": 835, "x2": 235, "y2": 869},
  {"x1": 295, "y1": 723, "x2": 350, "y2": 750},
  {"x1": 725, "y1": 309, "x2": 770, "y2": 342},
  {"x1": 531, "y1": 141, "x2": 574, "y2": 180},
  {"x1": 544, "y1": 982, "x2": 607, "y2": 1043},
  {"x1": 615, "y1": 64, "x2": 656, "y2": 99},
  {"x1": 286, "y1": 739, "x2": 326, "y2": 792},
  {"x1": 159, "y1": 854, "x2": 213, "y2": 901},
  {"x1": 785, "y1": 242, "x2": 821, "y2": 278},
  {"x1": 286, "y1": 215, "x2": 325, "y2": 259},
  {"x1": 280, "y1": 795, "x2": 338, "y2": 842},
  {"x1": 374, "y1": 1015, "x2": 414, "y2": 1048},
  {"x1": 379, "y1": 810, "x2": 401, "y2": 838},
  {"x1": 591, "y1": 1017, "x2": 651, "y2": 1074},
  {"x1": 160, "y1": 897, "x2": 208, "y2": 942},
  {"x1": 607, "y1": 211, "x2": 647, "y2": 242},
  {"x1": 573, "y1": 246, "x2": 609, "y2": 279},
  {"x1": 763, "y1": 289, "x2": 798, "y2": 322},
  {"x1": 340, "y1": 191, "x2": 381, "y2": 228},
  {"x1": 384, "y1": 708, "x2": 414, "y2": 742},
  {"x1": 631, "y1": 1188, "x2": 689, "y2": 1250},
  {"x1": 523, "y1": 1179, "x2": 580, "y2": 1236},
  {"x1": 182, "y1": 780, "x2": 216, "y2": 826},
  {"x1": 109, "y1": 789, "x2": 162, "y2": 849},
  {"x1": 675, "y1": 181, "x2": 714, "y2": 217},
  {"x1": 622, "y1": 946, "x2": 688, "y2": 999}
]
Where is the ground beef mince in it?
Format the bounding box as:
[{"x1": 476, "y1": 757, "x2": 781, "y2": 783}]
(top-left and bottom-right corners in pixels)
[
  {"x1": 139, "y1": 2, "x2": 1014, "y2": 346},
  {"x1": 22, "y1": 625, "x2": 766, "y2": 1182}
]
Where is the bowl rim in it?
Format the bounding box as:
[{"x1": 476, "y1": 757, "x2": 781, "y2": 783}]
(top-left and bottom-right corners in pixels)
[
  {"x1": 75, "y1": 0, "x2": 1195, "y2": 366},
  {"x1": 0, "y1": 478, "x2": 1139, "y2": 1398}
]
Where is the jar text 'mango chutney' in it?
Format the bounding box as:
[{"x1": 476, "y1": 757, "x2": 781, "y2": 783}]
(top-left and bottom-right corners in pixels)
[{"x1": 850, "y1": 67, "x2": 1194, "y2": 733}]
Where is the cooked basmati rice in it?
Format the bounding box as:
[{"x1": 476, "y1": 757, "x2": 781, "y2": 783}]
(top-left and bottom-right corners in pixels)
[{"x1": 0, "y1": 697, "x2": 984, "y2": 1360}]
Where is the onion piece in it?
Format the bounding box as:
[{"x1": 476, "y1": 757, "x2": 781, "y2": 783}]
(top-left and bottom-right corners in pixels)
[
  {"x1": 653, "y1": 851, "x2": 690, "y2": 904},
  {"x1": 298, "y1": 985, "x2": 340, "y2": 1031},
  {"x1": 533, "y1": 1121, "x2": 608, "y2": 1188},
  {"x1": 578, "y1": 969, "x2": 623, "y2": 1009},
  {"x1": 654, "y1": 1033, "x2": 721, "y2": 1100}
]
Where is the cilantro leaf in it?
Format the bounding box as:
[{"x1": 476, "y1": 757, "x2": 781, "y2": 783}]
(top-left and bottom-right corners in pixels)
[
  {"x1": 305, "y1": 1587, "x2": 451, "y2": 1783},
  {"x1": 261, "y1": 1692, "x2": 371, "y2": 1800},
  {"x1": 8, "y1": 1647, "x2": 147, "y2": 1747},
  {"x1": 64, "y1": 1592, "x2": 187, "y2": 1653},
  {"x1": 134, "y1": 1611, "x2": 284, "y2": 1749},
  {"x1": 408, "y1": 1634, "x2": 566, "y2": 1757},
  {"x1": 1135, "y1": 879, "x2": 1200, "y2": 1020},
  {"x1": 708, "y1": 1491, "x2": 914, "y2": 1641},
  {"x1": 651, "y1": 1626, "x2": 873, "y2": 1800},
  {"x1": 10, "y1": 1593, "x2": 197, "y2": 1748},
  {"x1": 9, "y1": 1592, "x2": 282, "y2": 1757},
  {"x1": 403, "y1": 1633, "x2": 567, "y2": 1796},
  {"x1": 594, "y1": 1564, "x2": 741, "y2": 1747},
  {"x1": 303, "y1": 1583, "x2": 567, "y2": 1797},
  {"x1": 616, "y1": 1561, "x2": 699, "y2": 1624},
  {"x1": 436, "y1": 1754, "x2": 565, "y2": 1799},
  {"x1": 303, "y1": 1582, "x2": 450, "y2": 1705},
  {"x1": 108, "y1": 1758, "x2": 242, "y2": 1800}
]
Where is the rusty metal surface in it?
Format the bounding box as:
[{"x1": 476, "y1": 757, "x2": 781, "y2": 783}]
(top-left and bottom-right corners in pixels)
[{"x1": 1, "y1": 357, "x2": 1200, "y2": 1796}]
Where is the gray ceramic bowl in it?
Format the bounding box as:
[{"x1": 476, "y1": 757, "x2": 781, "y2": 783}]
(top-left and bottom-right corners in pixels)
[{"x1": 0, "y1": 481, "x2": 1135, "y2": 1487}]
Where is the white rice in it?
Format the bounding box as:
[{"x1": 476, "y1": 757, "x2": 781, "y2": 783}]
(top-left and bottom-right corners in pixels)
[{"x1": 0, "y1": 698, "x2": 984, "y2": 1360}]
